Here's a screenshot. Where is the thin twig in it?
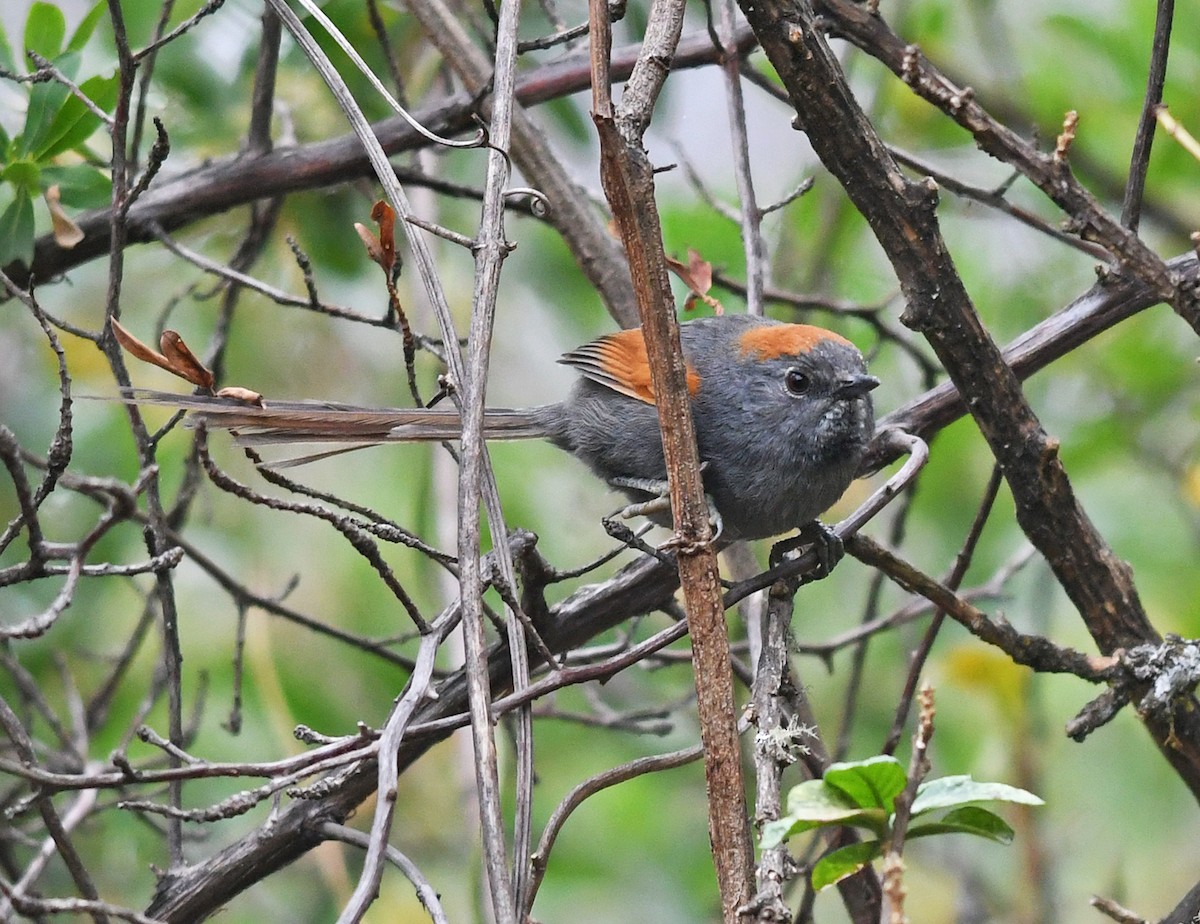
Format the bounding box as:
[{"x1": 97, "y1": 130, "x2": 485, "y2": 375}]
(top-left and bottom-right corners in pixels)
[
  {"x1": 321, "y1": 823, "x2": 450, "y2": 924},
  {"x1": 26, "y1": 53, "x2": 115, "y2": 126},
  {"x1": 525, "y1": 745, "x2": 703, "y2": 913},
  {"x1": 134, "y1": 1, "x2": 226, "y2": 61},
  {"x1": 1120, "y1": 0, "x2": 1175, "y2": 230},
  {"x1": 710, "y1": 0, "x2": 767, "y2": 313},
  {"x1": 882, "y1": 464, "x2": 1003, "y2": 755},
  {"x1": 337, "y1": 630, "x2": 446, "y2": 924},
  {"x1": 592, "y1": 0, "x2": 755, "y2": 918}
]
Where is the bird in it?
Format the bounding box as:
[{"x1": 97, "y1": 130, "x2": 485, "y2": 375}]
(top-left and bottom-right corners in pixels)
[{"x1": 121, "y1": 314, "x2": 879, "y2": 543}]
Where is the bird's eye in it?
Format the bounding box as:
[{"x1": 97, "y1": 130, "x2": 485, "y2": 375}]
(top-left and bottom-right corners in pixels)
[{"x1": 783, "y1": 368, "x2": 811, "y2": 396}]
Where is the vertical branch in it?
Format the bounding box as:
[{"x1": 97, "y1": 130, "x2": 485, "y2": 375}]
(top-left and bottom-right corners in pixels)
[
  {"x1": 1120, "y1": 0, "x2": 1175, "y2": 231},
  {"x1": 741, "y1": 0, "x2": 1200, "y2": 797},
  {"x1": 751, "y1": 603, "x2": 884, "y2": 924},
  {"x1": 399, "y1": 0, "x2": 639, "y2": 326},
  {"x1": 456, "y1": 0, "x2": 532, "y2": 914},
  {"x1": 261, "y1": 3, "x2": 546, "y2": 922},
  {"x1": 714, "y1": 0, "x2": 766, "y2": 314},
  {"x1": 880, "y1": 684, "x2": 935, "y2": 924},
  {"x1": 129, "y1": 0, "x2": 176, "y2": 172},
  {"x1": 246, "y1": 7, "x2": 282, "y2": 157},
  {"x1": 749, "y1": 581, "x2": 800, "y2": 922},
  {"x1": 589, "y1": 0, "x2": 755, "y2": 920},
  {"x1": 260, "y1": 4, "x2": 526, "y2": 921},
  {"x1": 102, "y1": 0, "x2": 188, "y2": 869}
]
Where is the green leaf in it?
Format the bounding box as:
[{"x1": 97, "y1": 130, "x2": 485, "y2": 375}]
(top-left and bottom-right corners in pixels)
[
  {"x1": 23, "y1": 1, "x2": 66, "y2": 61},
  {"x1": 40, "y1": 164, "x2": 111, "y2": 208},
  {"x1": 0, "y1": 19, "x2": 16, "y2": 72},
  {"x1": 0, "y1": 186, "x2": 36, "y2": 267},
  {"x1": 907, "y1": 806, "x2": 1016, "y2": 845},
  {"x1": 911, "y1": 775, "x2": 1044, "y2": 816},
  {"x1": 759, "y1": 818, "x2": 796, "y2": 850},
  {"x1": 2, "y1": 158, "x2": 41, "y2": 188},
  {"x1": 811, "y1": 840, "x2": 882, "y2": 891},
  {"x1": 763, "y1": 779, "x2": 888, "y2": 845},
  {"x1": 785, "y1": 779, "x2": 872, "y2": 821},
  {"x1": 66, "y1": 1, "x2": 106, "y2": 53},
  {"x1": 823, "y1": 756, "x2": 909, "y2": 812},
  {"x1": 31, "y1": 71, "x2": 117, "y2": 160},
  {"x1": 17, "y1": 55, "x2": 74, "y2": 156},
  {"x1": 762, "y1": 811, "x2": 884, "y2": 850}
]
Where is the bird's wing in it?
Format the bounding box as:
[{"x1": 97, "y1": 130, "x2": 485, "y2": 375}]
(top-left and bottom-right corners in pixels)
[{"x1": 558, "y1": 329, "x2": 699, "y2": 404}]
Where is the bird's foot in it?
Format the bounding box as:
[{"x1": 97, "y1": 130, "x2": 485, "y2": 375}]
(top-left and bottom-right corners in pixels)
[
  {"x1": 600, "y1": 516, "x2": 676, "y2": 565},
  {"x1": 769, "y1": 520, "x2": 844, "y2": 581},
  {"x1": 608, "y1": 471, "x2": 724, "y2": 545}
]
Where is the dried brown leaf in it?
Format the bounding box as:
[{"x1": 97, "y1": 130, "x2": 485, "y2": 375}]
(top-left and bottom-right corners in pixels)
[
  {"x1": 370, "y1": 200, "x2": 397, "y2": 271},
  {"x1": 44, "y1": 185, "x2": 84, "y2": 248},
  {"x1": 111, "y1": 318, "x2": 176, "y2": 373},
  {"x1": 667, "y1": 248, "x2": 723, "y2": 315},
  {"x1": 159, "y1": 330, "x2": 215, "y2": 390},
  {"x1": 215, "y1": 386, "x2": 265, "y2": 406},
  {"x1": 354, "y1": 222, "x2": 386, "y2": 269}
]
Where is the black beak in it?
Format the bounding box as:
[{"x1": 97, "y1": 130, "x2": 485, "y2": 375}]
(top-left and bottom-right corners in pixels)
[{"x1": 835, "y1": 373, "x2": 880, "y2": 400}]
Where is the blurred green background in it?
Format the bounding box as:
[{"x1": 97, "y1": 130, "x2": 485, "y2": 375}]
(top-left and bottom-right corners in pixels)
[{"x1": 2, "y1": 0, "x2": 1199, "y2": 921}]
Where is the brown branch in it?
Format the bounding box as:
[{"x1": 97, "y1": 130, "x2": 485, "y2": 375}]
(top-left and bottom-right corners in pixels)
[
  {"x1": 7, "y1": 26, "x2": 754, "y2": 304},
  {"x1": 1120, "y1": 0, "x2": 1175, "y2": 231},
  {"x1": 525, "y1": 745, "x2": 704, "y2": 915},
  {"x1": 847, "y1": 534, "x2": 1117, "y2": 683},
  {"x1": 1157, "y1": 878, "x2": 1200, "y2": 924},
  {"x1": 812, "y1": 0, "x2": 1200, "y2": 332},
  {"x1": 736, "y1": 0, "x2": 1200, "y2": 797},
  {"x1": 590, "y1": 0, "x2": 754, "y2": 920},
  {"x1": 863, "y1": 251, "x2": 1200, "y2": 472}
]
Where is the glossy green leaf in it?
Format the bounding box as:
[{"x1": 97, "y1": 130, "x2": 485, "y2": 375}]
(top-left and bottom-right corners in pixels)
[
  {"x1": 2, "y1": 159, "x2": 41, "y2": 188},
  {"x1": 823, "y1": 755, "x2": 909, "y2": 812},
  {"x1": 66, "y1": 1, "x2": 106, "y2": 54},
  {"x1": 908, "y1": 806, "x2": 1016, "y2": 845},
  {"x1": 17, "y1": 54, "x2": 76, "y2": 156},
  {"x1": 759, "y1": 818, "x2": 796, "y2": 850},
  {"x1": 760, "y1": 779, "x2": 888, "y2": 848},
  {"x1": 32, "y1": 71, "x2": 118, "y2": 159},
  {"x1": 40, "y1": 164, "x2": 111, "y2": 208},
  {"x1": 811, "y1": 840, "x2": 881, "y2": 891},
  {"x1": 0, "y1": 187, "x2": 36, "y2": 267},
  {"x1": 23, "y1": 1, "x2": 66, "y2": 61},
  {"x1": 0, "y1": 19, "x2": 15, "y2": 72},
  {"x1": 911, "y1": 775, "x2": 1044, "y2": 816},
  {"x1": 784, "y1": 778, "x2": 866, "y2": 820}
]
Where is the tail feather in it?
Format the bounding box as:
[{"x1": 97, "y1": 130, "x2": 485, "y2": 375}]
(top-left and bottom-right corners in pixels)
[{"x1": 116, "y1": 388, "x2": 548, "y2": 446}]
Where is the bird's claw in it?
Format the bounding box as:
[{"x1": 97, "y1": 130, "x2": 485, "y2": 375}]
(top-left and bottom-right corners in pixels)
[
  {"x1": 769, "y1": 520, "x2": 844, "y2": 581},
  {"x1": 608, "y1": 473, "x2": 723, "y2": 545}
]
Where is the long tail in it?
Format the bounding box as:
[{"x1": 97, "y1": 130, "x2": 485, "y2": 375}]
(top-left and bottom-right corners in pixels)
[{"x1": 117, "y1": 389, "x2": 550, "y2": 446}]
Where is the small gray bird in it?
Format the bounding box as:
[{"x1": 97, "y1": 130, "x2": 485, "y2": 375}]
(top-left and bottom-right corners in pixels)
[{"x1": 123, "y1": 314, "x2": 879, "y2": 542}]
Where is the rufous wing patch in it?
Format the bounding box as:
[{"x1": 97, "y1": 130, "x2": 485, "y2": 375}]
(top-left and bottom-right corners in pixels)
[
  {"x1": 738, "y1": 324, "x2": 850, "y2": 360},
  {"x1": 559, "y1": 328, "x2": 700, "y2": 404}
]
